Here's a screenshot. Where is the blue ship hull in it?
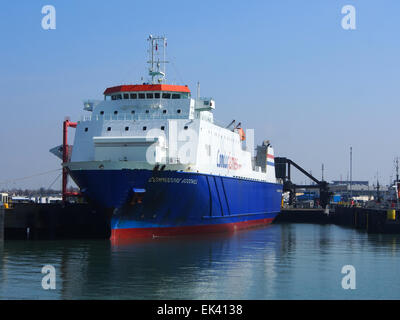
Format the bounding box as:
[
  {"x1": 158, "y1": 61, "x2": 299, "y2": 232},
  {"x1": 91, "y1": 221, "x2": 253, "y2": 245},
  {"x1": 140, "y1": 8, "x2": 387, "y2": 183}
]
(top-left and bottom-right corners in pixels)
[{"x1": 69, "y1": 169, "x2": 282, "y2": 239}]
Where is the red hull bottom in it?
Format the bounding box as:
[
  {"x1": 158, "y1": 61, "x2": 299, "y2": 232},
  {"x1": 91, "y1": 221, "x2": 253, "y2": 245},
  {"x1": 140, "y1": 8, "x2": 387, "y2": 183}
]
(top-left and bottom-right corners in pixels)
[{"x1": 110, "y1": 218, "x2": 275, "y2": 240}]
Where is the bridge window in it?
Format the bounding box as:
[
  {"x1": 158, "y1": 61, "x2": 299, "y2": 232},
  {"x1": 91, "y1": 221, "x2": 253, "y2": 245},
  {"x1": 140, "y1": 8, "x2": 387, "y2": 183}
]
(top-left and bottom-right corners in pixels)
[
  {"x1": 172, "y1": 93, "x2": 180, "y2": 99},
  {"x1": 155, "y1": 93, "x2": 160, "y2": 98},
  {"x1": 162, "y1": 93, "x2": 171, "y2": 99},
  {"x1": 123, "y1": 93, "x2": 129, "y2": 99},
  {"x1": 138, "y1": 93, "x2": 145, "y2": 99},
  {"x1": 130, "y1": 93, "x2": 137, "y2": 99},
  {"x1": 111, "y1": 94, "x2": 122, "y2": 100},
  {"x1": 146, "y1": 93, "x2": 153, "y2": 99}
]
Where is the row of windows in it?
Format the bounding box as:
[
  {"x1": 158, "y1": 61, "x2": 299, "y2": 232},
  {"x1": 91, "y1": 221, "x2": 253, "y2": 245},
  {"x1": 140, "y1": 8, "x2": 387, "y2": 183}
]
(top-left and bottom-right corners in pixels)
[
  {"x1": 110, "y1": 92, "x2": 182, "y2": 100},
  {"x1": 84, "y1": 125, "x2": 189, "y2": 132},
  {"x1": 99, "y1": 109, "x2": 182, "y2": 115}
]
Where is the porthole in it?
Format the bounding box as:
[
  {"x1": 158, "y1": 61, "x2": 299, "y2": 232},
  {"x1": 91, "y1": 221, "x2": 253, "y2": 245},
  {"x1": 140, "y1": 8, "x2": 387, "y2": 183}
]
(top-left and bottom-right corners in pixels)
[
  {"x1": 163, "y1": 110, "x2": 167, "y2": 114},
  {"x1": 177, "y1": 109, "x2": 181, "y2": 114},
  {"x1": 84, "y1": 128, "x2": 88, "y2": 132},
  {"x1": 131, "y1": 110, "x2": 135, "y2": 114},
  {"x1": 125, "y1": 127, "x2": 129, "y2": 131},
  {"x1": 145, "y1": 110, "x2": 149, "y2": 114},
  {"x1": 100, "y1": 111, "x2": 104, "y2": 115},
  {"x1": 107, "y1": 127, "x2": 111, "y2": 131},
  {"x1": 184, "y1": 126, "x2": 188, "y2": 130},
  {"x1": 143, "y1": 126, "x2": 147, "y2": 131},
  {"x1": 114, "y1": 111, "x2": 118, "y2": 115},
  {"x1": 161, "y1": 126, "x2": 165, "y2": 131}
]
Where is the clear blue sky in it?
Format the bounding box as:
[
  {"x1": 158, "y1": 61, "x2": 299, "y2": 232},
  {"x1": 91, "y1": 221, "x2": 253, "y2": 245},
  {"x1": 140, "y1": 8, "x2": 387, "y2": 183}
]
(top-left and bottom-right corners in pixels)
[{"x1": 0, "y1": 0, "x2": 399, "y2": 189}]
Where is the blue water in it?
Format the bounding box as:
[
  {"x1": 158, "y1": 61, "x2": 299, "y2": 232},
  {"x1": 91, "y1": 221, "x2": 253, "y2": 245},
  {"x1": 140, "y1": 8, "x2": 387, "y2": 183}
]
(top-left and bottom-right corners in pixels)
[{"x1": 1, "y1": 223, "x2": 400, "y2": 299}]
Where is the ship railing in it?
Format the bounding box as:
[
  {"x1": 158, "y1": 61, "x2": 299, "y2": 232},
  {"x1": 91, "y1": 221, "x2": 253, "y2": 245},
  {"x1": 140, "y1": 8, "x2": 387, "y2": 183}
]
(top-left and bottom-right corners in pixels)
[{"x1": 80, "y1": 114, "x2": 190, "y2": 122}]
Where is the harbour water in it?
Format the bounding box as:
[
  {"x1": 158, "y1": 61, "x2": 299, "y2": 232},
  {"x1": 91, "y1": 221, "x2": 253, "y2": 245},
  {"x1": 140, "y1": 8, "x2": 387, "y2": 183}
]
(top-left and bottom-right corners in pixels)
[{"x1": 1, "y1": 223, "x2": 400, "y2": 300}]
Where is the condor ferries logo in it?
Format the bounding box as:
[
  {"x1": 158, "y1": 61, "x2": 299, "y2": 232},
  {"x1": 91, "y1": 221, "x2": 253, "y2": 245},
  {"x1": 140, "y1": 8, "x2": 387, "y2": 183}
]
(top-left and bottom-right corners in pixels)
[{"x1": 216, "y1": 150, "x2": 242, "y2": 170}]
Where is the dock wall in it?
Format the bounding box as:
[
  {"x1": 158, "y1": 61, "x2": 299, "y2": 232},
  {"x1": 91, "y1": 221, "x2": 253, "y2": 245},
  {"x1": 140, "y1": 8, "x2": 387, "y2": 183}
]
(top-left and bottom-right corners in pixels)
[
  {"x1": 4, "y1": 203, "x2": 111, "y2": 240},
  {"x1": 0, "y1": 206, "x2": 4, "y2": 241}
]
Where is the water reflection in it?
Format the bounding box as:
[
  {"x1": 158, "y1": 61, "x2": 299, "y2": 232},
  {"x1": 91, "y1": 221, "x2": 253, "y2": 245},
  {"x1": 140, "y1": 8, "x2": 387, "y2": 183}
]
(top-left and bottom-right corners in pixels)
[{"x1": 1, "y1": 224, "x2": 400, "y2": 299}]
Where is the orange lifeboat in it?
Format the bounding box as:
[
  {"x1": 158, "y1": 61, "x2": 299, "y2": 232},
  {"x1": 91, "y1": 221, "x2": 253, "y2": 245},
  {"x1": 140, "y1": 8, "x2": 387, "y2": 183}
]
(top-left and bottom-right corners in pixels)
[{"x1": 238, "y1": 128, "x2": 245, "y2": 141}]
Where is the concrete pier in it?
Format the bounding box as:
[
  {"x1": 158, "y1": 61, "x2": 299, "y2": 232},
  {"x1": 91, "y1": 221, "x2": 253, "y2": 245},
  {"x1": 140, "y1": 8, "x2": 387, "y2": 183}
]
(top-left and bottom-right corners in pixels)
[
  {"x1": 0, "y1": 206, "x2": 4, "y2": 241},
  {"x1": 275, "y1": 208, "x2": 332, "y2": 224},
  {"x1": 333, "y1": 206, "x2": 400, "y2": 233},
  {"x1": 275, "y1": 205, "x2": 400, "y2": 234},
  {"x1": 4, "y1": 202, "x2": 111, "y2": 240}
]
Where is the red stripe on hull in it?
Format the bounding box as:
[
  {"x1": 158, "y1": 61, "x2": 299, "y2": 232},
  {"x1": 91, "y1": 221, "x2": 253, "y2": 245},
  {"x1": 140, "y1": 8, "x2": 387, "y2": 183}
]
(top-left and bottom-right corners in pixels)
[{"x1": 110, "y1": 218, "x2": 274, "y2": 240}]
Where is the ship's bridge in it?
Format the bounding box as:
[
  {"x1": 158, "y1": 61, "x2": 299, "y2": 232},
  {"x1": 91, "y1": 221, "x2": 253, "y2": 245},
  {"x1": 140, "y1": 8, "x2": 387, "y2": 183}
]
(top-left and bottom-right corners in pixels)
[{"x1": 103, "y1": 84, "x2": 191, "y2": 101}]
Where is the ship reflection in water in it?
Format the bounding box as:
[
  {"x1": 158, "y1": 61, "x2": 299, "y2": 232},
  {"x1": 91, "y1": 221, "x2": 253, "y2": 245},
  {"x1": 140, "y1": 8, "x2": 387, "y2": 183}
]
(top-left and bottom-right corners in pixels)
[{"x1": 1, "y1": 224, "x2": 400, "y2": 299}]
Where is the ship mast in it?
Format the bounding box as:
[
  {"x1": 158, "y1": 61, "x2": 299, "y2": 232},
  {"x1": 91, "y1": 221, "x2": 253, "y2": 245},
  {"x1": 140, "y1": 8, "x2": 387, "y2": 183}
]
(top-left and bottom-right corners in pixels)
[{"x1": 147, "y1": 35, "x2": 168, "y2": 84}]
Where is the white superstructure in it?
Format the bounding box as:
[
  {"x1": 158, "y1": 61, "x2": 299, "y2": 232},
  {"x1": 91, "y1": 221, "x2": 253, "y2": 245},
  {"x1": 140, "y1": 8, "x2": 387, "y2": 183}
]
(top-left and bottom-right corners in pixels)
[{"x1": 65, "y1": 35, "x2": 278, "y2": 184}]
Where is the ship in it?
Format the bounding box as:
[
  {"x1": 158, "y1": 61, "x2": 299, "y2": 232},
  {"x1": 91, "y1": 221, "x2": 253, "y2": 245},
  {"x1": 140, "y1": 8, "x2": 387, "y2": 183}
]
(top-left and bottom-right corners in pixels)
[{"x1": 51, "y1": 35, "x2": 283, "y2": 240}]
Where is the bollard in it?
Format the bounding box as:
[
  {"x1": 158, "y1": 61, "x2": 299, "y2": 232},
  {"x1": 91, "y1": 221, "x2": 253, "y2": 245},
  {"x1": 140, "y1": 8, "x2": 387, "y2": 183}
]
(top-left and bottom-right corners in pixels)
[{"x1": 387, "y1": 209, "x2": 396, "y2": 221}]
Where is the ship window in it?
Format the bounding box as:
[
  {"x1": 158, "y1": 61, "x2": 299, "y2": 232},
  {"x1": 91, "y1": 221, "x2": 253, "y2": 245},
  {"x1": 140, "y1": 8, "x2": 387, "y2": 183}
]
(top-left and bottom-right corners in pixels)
[
  {"x1": 162, "y1": 110, "x2": 167, "y2": 114},
  {"x1": 155, "y1": 93, "x2": 160, "y2": 99},
  {"x1": 84, "y1": 128, "x2": 88, "y2": 132},
  {"x1": 177, "y1": 109, "x2": 181, "y2": 114},
  {"x1": 130, "y1": 93, "x2": 137, "y2": 99},
  {"x1": 125, "y1": 127, "x2": 129, "y2": 131},
  {"x1": 161, "y1": 126, "x2": 165, "y2": 131},
  {"x1": 123, "y1": 93, "x2": 129, "y2": 99},
  {"x1": 112, "y1": 94, "x2": 122, "y2": 100},
  {"x1": 162, "y1": 93, "x2": 171, "y2": 99},
  {"x1": 114, "y1": 111, "x2": 118, "y2": 115},
  {"x1": 131, "y1": 110, "x2": 135, "y2": 114},
  {"x1": 143, "y1": 126, "x2": 147, "y2": 131},
  {"x1": 172, "y1": 93, "x2": 180, "y2": 99},
  {"x1": 184, "y1": 126, "x2": 188, "y2": 130},
  {"x1": 146, "y1": 110, "x2": 149, "y2": 113},
  {"x1": 100, "y1": 111, "x2": 104, "y2": 115},
  {"x1": 146, "y1": 93, "x2": 153, "y2": 99},
  {"x1": 138, "y1": 93, "x2": 145, "y2": 99},
  {"x1": 107, "y1": 127, "x2": 111, "y2": 131}
]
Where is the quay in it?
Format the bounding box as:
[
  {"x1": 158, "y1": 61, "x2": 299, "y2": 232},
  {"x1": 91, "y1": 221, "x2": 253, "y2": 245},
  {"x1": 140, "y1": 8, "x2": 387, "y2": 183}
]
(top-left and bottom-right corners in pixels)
[
  {"x1": 0, "y1": 205, "x2": 4, "y2": 241},
  {"x1": 1, "y1": 201, "x2": 400, "y2": 240},
  {"x1": 274, "y1": 208, "x2": 332, "y2": 224},
  {"x1": 275, "y1": 205, "x2": 400, "y2": 234},
  {"x1": 3, "y1": 202, "x2": 110, "y2": 240}
]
